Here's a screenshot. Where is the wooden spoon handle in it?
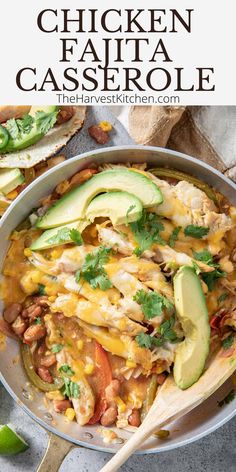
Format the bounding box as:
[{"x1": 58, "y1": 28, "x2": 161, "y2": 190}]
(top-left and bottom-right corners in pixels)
[{"x1": 99, "y1": 419, "x2": 164, "y2": 472}]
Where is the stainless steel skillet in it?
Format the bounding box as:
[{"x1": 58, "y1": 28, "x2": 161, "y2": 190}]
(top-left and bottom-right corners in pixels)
[{"x1": 0, "y1": 146, "x2": 235, "y2": 471}]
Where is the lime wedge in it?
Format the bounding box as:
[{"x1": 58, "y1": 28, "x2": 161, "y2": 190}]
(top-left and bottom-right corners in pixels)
[{"x1": 0, "y1": 425, "x2": 29, "y2": 455}]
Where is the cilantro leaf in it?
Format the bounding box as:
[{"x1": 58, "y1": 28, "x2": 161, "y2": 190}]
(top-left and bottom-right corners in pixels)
[
  {"x1": 6, "y1": 119, "x2": 20, "y2": 139},
  {"x1": 77, "y1": 246, "x2": 112, "y2": 291},
  {"x1": 218, "y1": 389, "x2": 235, "y2": 407},
  {"x1": 69, "y1": 229, "x2": 83, "y2": 246},
  {"x1": 17, "y1": 114, "x2": 34, "y2": 134},
  {"x1": 38, "y1": 283, "x2": 46, "y2": 296},
  {"x1": 51, "y1": 344, "x2": 64, "y2": 353},
  {"x1": 58, "y1": 364, "x2": 75, "y2": 376},
  {"x1": 136, "y1": 316, "x2": 181, "y2": 349},
  {"x1": 133, "y1": 289, "x2": 173, "y2": 319},
  {"x1": 130, "y1": 210, "x2": 165, "y2": 256},
  {"x1": 184, "y1": 225, "x2": 210, "y2": 239},
  {"x1": 135, "y1": 332, "x2": 152, "y2": 349},
  {"x1": 169, "y1": 226, "x2": 181, "y2": 248},
  {"x1": 62, "y1": 377, "x2": 80, "y2": 399},
  {"x1": 192, "y1": 249, "x2": 213, "y2": 265},
  {"x1": 47, "y1": 227, "x2": 83, "y2": 246},
  {"x1": 34, "y1": 317, "x2": 42, "y2": 325},
  {"x1": 35, "y1": 109, "x2": 58, "y2": 134},
  {"x1": 222, "y1": 334, "x2": 234, "y2": 350},
  {"x1": 192, "y1": 249, "x2": 226, "y2": 291}
]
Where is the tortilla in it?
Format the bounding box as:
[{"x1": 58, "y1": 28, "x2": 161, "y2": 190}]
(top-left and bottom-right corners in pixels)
[{"x1": 0, "y1": 106, "x2": 86, "y2": 168}]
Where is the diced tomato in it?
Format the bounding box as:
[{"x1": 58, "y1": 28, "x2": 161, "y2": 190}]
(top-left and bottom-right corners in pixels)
[{"x1": 88, "y1": 342, "x2": 112, "y2": 425}]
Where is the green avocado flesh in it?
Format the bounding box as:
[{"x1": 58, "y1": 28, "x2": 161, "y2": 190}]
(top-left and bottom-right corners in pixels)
[
  {"x1": 36, "y1": 169, "x2": 163, "y2": 229},
  {"x1": 3, "y1": 106, "x2": 58, "y2": 153},
  {"x1": 86, "y1": 191, "x2": 143, "y2": 226},
  {"x1": 0, "y1": 168, "x2": 24, "y2": 195},
  {"x1": 173, "y1": 266, "x2": 210, "y2": 390},
  {"x1": 30, "y1": 220, "x2": 88, "y2": 251}
]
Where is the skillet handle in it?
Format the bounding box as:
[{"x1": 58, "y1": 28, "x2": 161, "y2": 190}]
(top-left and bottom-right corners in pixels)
[{"x1": 36, "y1": 432, "x2": 76, "y2": 472}]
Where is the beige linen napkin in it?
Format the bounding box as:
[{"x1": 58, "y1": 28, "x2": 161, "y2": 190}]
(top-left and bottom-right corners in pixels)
[{"x1": 128, "y1": 106, "x2": 236, "y2": 183}]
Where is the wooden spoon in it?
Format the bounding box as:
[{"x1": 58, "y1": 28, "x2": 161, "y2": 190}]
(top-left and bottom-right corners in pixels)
[{"x1": 100, "y1": 343, "x2": 236, "y2": 472}]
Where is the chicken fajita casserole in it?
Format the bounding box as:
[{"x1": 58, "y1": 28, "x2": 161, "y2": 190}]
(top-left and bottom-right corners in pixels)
[{"x1": 1, "y1": 163, "x2": 235, "y2": 430}]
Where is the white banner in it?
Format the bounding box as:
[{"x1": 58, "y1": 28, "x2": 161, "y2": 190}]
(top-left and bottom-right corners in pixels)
[{"x1": 0, "y1": 0, "x2": 235, "y2": 105}]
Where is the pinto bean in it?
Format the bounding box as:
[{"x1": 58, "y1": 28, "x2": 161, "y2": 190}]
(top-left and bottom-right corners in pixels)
[
  {"x1": 41, "y1": 354, "x2": 56, "y2": 367},
  {"x1": 56, "y1": 106, "x2": 75, "y2": 125},
  {"x1": 23, "y1": 324, "x2": 46, "y2": 344},
  {"x1": 53, "y1": 399, "x2": 72, "y2": 413},
  {"x1": 0, "y1": 319, "x2": 18, "y2": 340},
  {"x1": 33, "y1": 296, "x2": 49, "y2": 307},
  {"x1": 105, "y1": 379, "x2": 121, "y2": 404},
  {"x1": 27, "y1": 304, "x2": 42, "y2": 320},
  {"x1": 11, "y1": 316, "x2": 28, "y2": 337},
  {"x1": 100, "y1": 406, "x2": 118, "y2": 427},
  {"x1": 128, "y1": 409, "x2": 141, "y2": 427},
  {"x1": 3, "y1": 303, "x2": 22, "y2": 324},
  {"x1": 37, "y1": 367, "x2": 53, "y2": 383},
  {"x1": 88, "y1": 125, "x2": 109, "y2": 145}
]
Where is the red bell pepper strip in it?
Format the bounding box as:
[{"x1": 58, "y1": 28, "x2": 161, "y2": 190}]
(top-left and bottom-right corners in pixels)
[{"x1": 88, "y1": 342, "x2": 112, "y2": 425}]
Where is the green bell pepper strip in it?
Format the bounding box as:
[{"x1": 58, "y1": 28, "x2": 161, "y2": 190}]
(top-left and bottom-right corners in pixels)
[
  {"x1": 21, "y1": 343, "x2": 64, "y2": 392},
  {"x1": 0, "y1": 125, "x2": 10, "y2": 150},
  {"x1": 140, "y1": 374, "x2": 158, "y2": 422},
  {"x1": 149, "y1": 167, "x2": 219, "y2": 206}
]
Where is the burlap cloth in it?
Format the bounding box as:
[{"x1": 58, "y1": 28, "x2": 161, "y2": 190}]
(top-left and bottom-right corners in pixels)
[{"x1": 114, "y1": 106, "x2": 236, "y2": 183}]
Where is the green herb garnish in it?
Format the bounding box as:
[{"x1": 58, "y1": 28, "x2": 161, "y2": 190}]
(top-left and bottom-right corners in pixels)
[
  {"x1": 133, "y1": 289, "x2": 173, "y2": 319},
  {"x1": 169, "y1": 226, "x2": 181, "y2": 248},
  {"x1": 58, "y1": 364, "x2": 75, "y2": 376},
  {"x1": 136, "y1": 316, "x2": 181, "y2": 349},
  {"x1": 34, "y1": 317, "x2": 42, "y2": 325},
  {"x1": 47, "y1": 227, "x2": 83, "y2": 246},
  {"x1": 38, "y1": 283, "x2": 46, "y2": 296},
  {"x1": 222, "y1": 334, "x2": 234, "y2": 350},
  {"x1": 130, "y1": 210, "x2": 165, "y2": 256},
  {"x1": 62, "y1": 378, "x2": 80, "y2": 399},
  {"x1": 184, "y1": 225, "x2": 210, "y2": 239},
  {"x1": 35, "y1": 109, "x2": 58, "y2": 134},
  {"x1": 51, "y1": 344, "x2": 64, "y2": 353},
  {"x1": 75, "y1": 246, "x2": 112, "y2": 291},
  {"x1": 192, "y1": 249, "x2": 226, "y2": 291},
  {"x1": 218, "y1": 389, "x2": 235, "y2": 407}
]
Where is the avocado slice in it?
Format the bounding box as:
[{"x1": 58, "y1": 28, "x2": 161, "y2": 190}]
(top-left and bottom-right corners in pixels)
[
  {"x1": 37, "y1": 169, "x2": 163, "y2": 229},
  {"x1": 86, "y1": 191, "x2": 143, "y2": 226},
  {"x1": 4, "y1": 106, "x2": 58, "y2": 153},
  {"x1": 30, "y1": 220, "x2": 88, "y2": 251},
  {"x1": 0, "y1": 168, "x2": 24, "y2": 195},
  {"x1": 173, "y1": 266, "x2": 210, "y2": 389}
]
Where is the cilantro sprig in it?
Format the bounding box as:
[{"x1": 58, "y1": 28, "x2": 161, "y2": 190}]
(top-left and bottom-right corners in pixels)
[
  {"x1": 47, "y1": 227, "x2": 83, "y2": 246},
  {"x1": 169, "y1": 226, "x2": 181, "y2": 248},
  {"x1": 133, "y1": 289, "x2": 173, "y2": 319},
  {"x1": 136, "y1": 316, "x2": 181, "y2": 349},
  {"x1": 58, "y1": 364, "x2": 80, "y2": 399},
  {"x1": 51, "y1": 344, "x2": 64, "y2": 353},
  {"x1": 75, "y1": 246, "x2": 112, "y2": 291},
  {"x1": 130, "y1": 210, "x2": 165, "y2": 256},
  {"x1": 58, "y1": 364, "x2": 75, "y2": 376},
  {"x1": 184, "y1": 225, "x2": 209, "y2": 239},
  {"x1": 192, "y1": 249, "x2": 226, "y2": 291},
  {"x1": 6, "y1": 109, "x2": 58, "y2": 140}
]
